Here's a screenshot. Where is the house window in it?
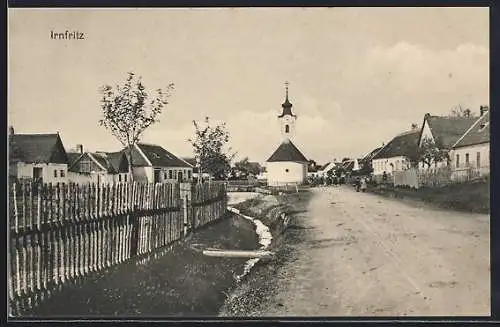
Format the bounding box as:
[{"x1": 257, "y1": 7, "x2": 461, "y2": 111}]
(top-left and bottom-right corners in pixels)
[
  {"x1": 60, "y1": 170, "x2": 65, "y2": 177},
  {"x1": 477, "y1": 152, "x2": 481, "y2": 168},
  {"x1": 188, "y1": 170, "x2": 192, "y2": 179},
  {"x1": 119, "y1": 174, "x2": 122, "y2": 182},
  {"x1": 465, "y1": 153, "x2": 469, "y2": 166},
  {"x1": 54, "y1": 170, "x2": 58, "y2": 178},
  {"x1": 164, "y1": 172, "x2": 167, "y2": 179},
  {"x1": 456, "y1": 154, "x2": 460, "y2": 168},
  {"x1": 169, "y1": 170, "x2": 173, "y2": 179},
  {"x1": 124, "y1": 174, "x2": 128, "y2": 182},
  {"x1": 80, "y1": 160, "x2": 91, "y2": 173},
  {"x1": 285, "y1": 125, "x2": 290, "y2": 133}
]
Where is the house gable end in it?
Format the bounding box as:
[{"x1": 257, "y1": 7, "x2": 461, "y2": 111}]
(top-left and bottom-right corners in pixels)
[
  {"x1": 69, "y1": 153, "x2": 107, "y2": 173},
  {"x1": 418, "y1": 118, "x2": 435, "y2": 147},
  {"x1": 49, "y1": 135, "x2": 70, "y2": 164}
]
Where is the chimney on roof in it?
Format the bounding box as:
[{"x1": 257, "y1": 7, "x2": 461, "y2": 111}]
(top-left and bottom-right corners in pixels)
[
  {"x1": 76, "y1": 144, "x2": 84, "y2": 154},
  {"x1": 480, "y1": 105, "x2": 489, "y2": 116},
  {"x1": 9, "y1": 126, "x2": 14, "y2": 135},
  {"x1": 411, "y1": 123, "x2": 418, "y2": 130}
]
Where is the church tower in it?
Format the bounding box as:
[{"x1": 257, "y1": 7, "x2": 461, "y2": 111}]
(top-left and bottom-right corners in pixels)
[{"x1": 278, "y1": 81, "x2": 297, "y2": 140}]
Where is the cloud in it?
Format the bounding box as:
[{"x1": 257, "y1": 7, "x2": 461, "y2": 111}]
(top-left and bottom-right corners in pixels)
[{"x1": 364, "y1": 42, "x2": 488, "y2": 95}]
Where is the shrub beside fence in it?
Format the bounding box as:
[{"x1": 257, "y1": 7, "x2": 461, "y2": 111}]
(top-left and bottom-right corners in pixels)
[{"x1": 8, "y1": 181, "x2": 227, "y2": 316}]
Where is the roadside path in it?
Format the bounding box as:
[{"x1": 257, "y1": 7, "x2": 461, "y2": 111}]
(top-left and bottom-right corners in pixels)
[{"x1": 242, "y1": 186, "x2": 490, "y2": 316}]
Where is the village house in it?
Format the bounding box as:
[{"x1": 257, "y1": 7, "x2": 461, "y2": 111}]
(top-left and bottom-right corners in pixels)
[
  {"x1": 123, "y1": 143, "x2": 193, "y2": 183},
  {"x1": 417, "y1": 112, "x2": 476, "y2": 170},
  {"x1": 450, "y1": 107, "x2": 490, "y2": 181},
  {"x1": 181, "y1": 157, "x2": 211, "y2": 181},
  {"x1": 8, "y1": 127, "x2": 69, "y2": 184},
  {"x1": 358, "y1": 146, "x2": 382, "y2": 175},
  {"x1": 316, "y1": 161, "x2": 338, "y2": 178},
  {"x1": 67, "y1": 144, "x2": 130, "y2": 184},
  {"x1": 266, "y1": 83, "x2": 308, "y2": 186},
  {"x1": 371, "y1": 127, "x2": 420, "y2": 177}
]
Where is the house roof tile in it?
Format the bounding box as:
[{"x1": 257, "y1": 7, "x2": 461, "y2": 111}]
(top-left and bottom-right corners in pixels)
[
  {"x1": 425, "y1": 115, "x2": 476, "y2": 149},
  {"x1": 67, "y1": 152, "x2": 83, "y2": 167},
  {"x1": 123, "y1": 143, "x2": 191, "y2": 168},
  {"x1": 372, "y1": 129, "x2": 420, "y2": 160},
  {"x1": 266, "y1": 139, "x2": 308, "y2": 163},
  {"x1": 9, "y1": 133, "x2": 68, "y2": 164},
  {"x1": 453, "y1": 111, "x2": 490, "y2": 148}
]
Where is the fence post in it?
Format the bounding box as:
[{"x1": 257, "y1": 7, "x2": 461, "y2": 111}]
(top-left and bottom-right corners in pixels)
[{"x1": 130, "y1": 205, "x2": 140, "y2": 257}]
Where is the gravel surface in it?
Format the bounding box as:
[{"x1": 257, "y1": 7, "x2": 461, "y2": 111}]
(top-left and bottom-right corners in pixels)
[{"x1": 220, "y1": 186, "x2": 490, "y2": 317}]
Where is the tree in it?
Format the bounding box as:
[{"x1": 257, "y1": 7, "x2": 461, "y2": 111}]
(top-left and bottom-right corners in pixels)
[
  {"x1": 234, "y1": 157, "x2": 261, "y2": 177},
  {"x1": 418, "y1": 136, "x2": 450, "y2": 168},
  {"x1": 188, "y1": 117, "x2": 236, "y2": 182},
  {"x1": 99, "y1": 72, "x2": 174, "y2": 181},
  {"x1": 449, "y1": 104, "x2": 476, "y2": 118}
]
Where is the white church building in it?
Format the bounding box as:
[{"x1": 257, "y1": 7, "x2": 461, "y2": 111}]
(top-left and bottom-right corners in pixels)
[{"x1": 266, "y1": 83, "x2": 308, "y2": 187}]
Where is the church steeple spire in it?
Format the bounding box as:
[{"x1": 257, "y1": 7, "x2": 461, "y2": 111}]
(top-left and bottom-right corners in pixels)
[{"x1": 278, "y1": 81, "x2": 296, "y2": 118}]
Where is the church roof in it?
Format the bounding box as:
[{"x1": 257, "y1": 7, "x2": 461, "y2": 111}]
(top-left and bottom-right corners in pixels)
[{"x1": 267, "y1": 139, "x2": 308, "y2": 163}]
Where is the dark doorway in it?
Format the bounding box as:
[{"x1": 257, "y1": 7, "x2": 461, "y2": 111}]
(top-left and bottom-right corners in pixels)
[
  {"x1": 154, "y1": 169, "x2": 161, "y2": 183},
  {"x1": 33, "y1": 167, "x2": 43, "y2": 184}
]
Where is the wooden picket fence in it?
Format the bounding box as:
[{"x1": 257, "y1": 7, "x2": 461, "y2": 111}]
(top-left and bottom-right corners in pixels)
[{"x1": 8, "y1": 181, "x2": 227, "y2": 316}]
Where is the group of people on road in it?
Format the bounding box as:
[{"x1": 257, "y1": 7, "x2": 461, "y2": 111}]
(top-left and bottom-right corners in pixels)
[{"x1": 353, "y1": 176, "x2": 368, "y2": 192}]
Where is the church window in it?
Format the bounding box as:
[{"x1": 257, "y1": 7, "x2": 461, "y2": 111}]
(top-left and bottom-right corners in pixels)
[
  {"x1": 285, "y1": 169, "x2": 289, "y2": 173},
  {"x1": 285, "y1": 125, "x2": 289, "y2": 133}
]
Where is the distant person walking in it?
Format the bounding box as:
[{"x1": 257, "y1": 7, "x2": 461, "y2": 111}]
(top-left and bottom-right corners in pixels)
[{"x1": 360, "y1": 177, "x2": 367, "y2": 192}]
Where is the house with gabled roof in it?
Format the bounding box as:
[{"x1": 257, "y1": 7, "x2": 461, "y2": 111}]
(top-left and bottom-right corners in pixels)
[
  {"x1": 372, "y1": 128, "x2": 420, "y2": 176},
  {"x1": 8, "y1": 127, "x2": 69, "y2": 184},
  {"x1": 450, "y1": 107, "x2": 490, "y2": 180},
  {"x1": 67, "y1": 146, "x2": 130, "y2": 184},
  {"x1": 417, "y1": 112, "x2": 476, "y2": 169},
  {"x1": 122, "y1": 143, "x2": 193, "y2": 183}
]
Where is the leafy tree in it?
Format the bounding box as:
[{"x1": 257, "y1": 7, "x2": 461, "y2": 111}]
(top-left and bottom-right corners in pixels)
[
  {"x1": 188, "y1": 117, "x2": 236, "y2": 182},
  {"x1": 449, "y1": 104, "x2": 476, "y2": 118},
  {"x1": 99, "y1": 72, "x2": 174, "y2": 181},
  {"x1": 418, "y1": 136, "x2": 450, "y2": 168},
  {"x1": 307, "y1": 159, "x2": 318, "y2": 172},
  {"x1": 234, "y1": 157, "x2": 261, "y2": 177}
]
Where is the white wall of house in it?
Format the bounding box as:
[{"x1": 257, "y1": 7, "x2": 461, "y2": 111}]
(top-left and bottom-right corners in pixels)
[
  {"x1": 267, "y1": 161, "x2": 307, "y2": 186},
  {"x1": 16, "y1": 162, "x2": 68, "y2": 184},
  {"x1": 68, "y1": 171, "x2": 120, "y2": 185},
  {"x1": 132, "y1": 166, "x2": 154, "y2": 182},
  {"x1": 132, "y1": 166, "x2": 193, "y2": 183},
  {"x1": 450, "y1": 143, "x2": 490, "y2": 179},
  {"x1": 418, "y1": 120, "x2": 434, "y2": 146},
  {"x1": 372, "y1": 156, "x2": 411, "y2": 175},
  {"x1": 159, "y1": 167, "x2": 193, "y2": 183}
]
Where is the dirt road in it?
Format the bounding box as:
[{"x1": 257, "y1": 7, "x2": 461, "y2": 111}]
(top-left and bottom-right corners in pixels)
[{"x1": 244, "y1": 186, "x2": 490, "y2": 316}]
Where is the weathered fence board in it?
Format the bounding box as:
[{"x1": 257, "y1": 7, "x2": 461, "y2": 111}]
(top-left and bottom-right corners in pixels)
[{"x1": 9, "y1": 180, "x2": 227, "y2": 316}]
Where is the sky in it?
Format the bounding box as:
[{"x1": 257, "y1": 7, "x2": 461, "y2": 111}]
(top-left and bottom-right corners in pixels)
[{"x1": 8, "y1": 7, "x2": 489, "y2": 165}]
